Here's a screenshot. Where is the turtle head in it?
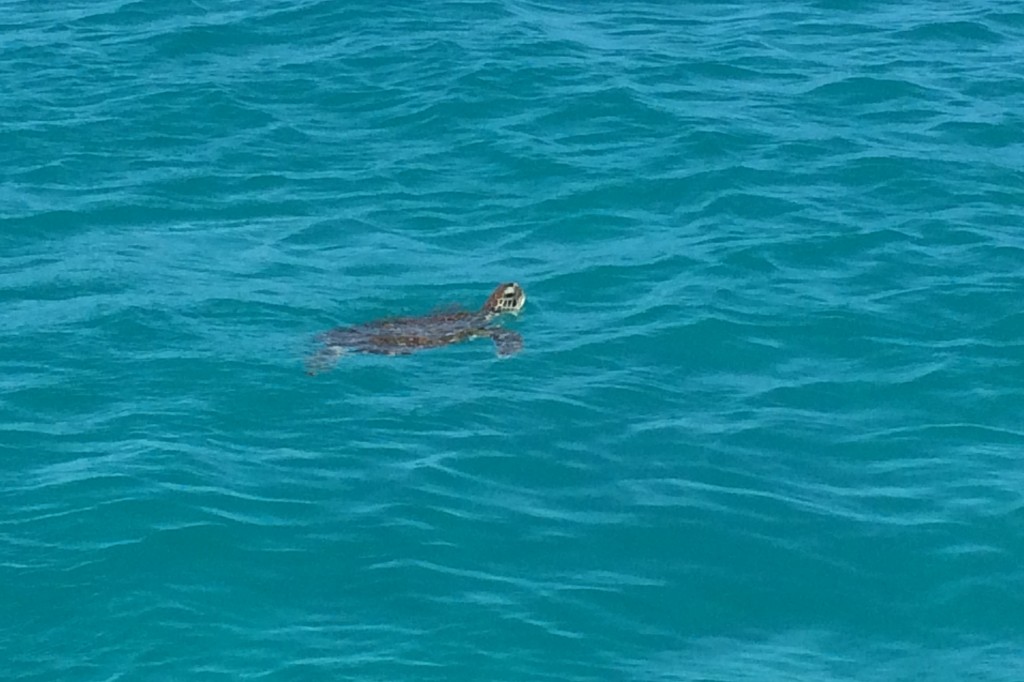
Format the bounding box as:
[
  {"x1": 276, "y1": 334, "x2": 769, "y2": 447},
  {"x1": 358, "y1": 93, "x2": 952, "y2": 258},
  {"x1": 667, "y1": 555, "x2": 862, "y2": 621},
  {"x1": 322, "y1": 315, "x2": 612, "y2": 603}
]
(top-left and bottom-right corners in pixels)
[{"x1": 482, "y1": 282, "x2": 526, "y2": 317}]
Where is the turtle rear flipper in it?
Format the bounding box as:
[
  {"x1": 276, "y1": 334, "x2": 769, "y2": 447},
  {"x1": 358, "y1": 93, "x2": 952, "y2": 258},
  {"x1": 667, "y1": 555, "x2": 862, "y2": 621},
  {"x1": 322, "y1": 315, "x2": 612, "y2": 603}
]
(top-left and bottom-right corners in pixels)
[
  {"x1": 306, "y1": 345, "x2": 345, "y2": 376},
  {"x1": 489, "y1": 330, "x2": 523, "y2": 357}
]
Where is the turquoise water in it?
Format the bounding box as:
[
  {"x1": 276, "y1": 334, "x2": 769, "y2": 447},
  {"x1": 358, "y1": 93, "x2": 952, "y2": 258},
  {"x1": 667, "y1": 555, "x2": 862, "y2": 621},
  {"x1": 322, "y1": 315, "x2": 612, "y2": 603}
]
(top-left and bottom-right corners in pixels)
[{"x1": 3, "y1": 1, "x2": 1023, "y2": 678}]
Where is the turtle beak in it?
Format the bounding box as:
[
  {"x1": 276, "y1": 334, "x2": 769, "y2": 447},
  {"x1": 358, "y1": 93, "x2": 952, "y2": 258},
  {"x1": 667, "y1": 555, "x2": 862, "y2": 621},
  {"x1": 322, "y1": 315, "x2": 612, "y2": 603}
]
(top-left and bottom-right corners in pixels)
[{"x1": 510, "y1": 289, "x2": 525, "y2": 314}]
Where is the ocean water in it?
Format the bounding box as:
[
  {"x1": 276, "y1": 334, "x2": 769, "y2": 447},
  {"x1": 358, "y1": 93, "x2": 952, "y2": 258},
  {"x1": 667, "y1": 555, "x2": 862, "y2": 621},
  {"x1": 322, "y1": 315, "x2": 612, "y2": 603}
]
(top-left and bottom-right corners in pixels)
[{"x1": 2, "y1": 0, "x2": 1023, "y2": 679}]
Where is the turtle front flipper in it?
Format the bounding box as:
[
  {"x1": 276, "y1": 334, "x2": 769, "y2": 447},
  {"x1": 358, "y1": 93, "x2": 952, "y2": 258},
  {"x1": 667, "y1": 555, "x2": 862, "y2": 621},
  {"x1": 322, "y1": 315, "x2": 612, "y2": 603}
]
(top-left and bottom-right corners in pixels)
[{"x1": 488, "y1": 330, "x2": 523, "y2": 357}]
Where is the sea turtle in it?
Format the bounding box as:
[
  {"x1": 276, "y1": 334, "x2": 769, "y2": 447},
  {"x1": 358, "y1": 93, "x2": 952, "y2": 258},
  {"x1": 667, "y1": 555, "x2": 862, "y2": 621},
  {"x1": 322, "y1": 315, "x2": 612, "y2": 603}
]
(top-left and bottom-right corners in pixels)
[{"x1": 306, "y1": 282, "x2": 526, "y2": 375}]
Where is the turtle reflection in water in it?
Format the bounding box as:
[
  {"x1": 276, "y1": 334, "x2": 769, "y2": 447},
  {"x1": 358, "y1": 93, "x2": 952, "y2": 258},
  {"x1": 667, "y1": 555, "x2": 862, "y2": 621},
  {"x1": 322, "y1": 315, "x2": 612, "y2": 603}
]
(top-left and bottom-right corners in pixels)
[{"x1": 306, "y1": 282, "x2": 526, "y2": 375}]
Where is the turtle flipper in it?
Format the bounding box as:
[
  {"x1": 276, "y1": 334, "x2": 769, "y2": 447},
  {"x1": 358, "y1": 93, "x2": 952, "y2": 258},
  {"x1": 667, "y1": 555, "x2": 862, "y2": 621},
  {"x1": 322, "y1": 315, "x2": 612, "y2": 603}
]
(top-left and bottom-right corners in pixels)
[
  {"x1": 305, "y1": 344, "x2": 345, "y2": 376},
  {"x1": 489, "y1": 330, "x2": 523, "y2": 357}
]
